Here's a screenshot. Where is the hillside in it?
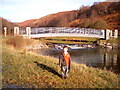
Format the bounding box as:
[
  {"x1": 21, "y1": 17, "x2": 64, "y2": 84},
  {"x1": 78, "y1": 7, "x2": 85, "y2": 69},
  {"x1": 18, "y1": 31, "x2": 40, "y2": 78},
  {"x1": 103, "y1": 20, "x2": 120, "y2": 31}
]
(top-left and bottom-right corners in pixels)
[
  {"x1": 1, "y1": 17, "x2": 18, "y2": 35},
  {"x1": 18, "y1": 11, "x2": 77, "y2": 29},
  {"x1": 69, "y1": 2, "x2": 120, "y2": 30},
  {"x1": 18, "y1": 2, "x2": 120, "y2": 30}
]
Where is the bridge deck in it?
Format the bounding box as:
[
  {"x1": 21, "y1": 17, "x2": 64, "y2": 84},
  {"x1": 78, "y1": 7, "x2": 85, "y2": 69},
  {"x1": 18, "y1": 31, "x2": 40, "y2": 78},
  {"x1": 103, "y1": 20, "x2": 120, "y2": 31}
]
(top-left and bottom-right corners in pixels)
[
  {"x1": 21, "y1": 27, "x2": 105, "y2": 38},
  {"x1": 22, "y1": 33, "x2": 104, "y2": 38}
]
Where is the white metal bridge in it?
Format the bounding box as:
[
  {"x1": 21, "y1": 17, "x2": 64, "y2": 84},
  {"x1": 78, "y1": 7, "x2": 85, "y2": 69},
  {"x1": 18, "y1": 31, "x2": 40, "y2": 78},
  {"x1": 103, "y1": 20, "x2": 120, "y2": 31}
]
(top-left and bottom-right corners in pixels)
[{"x1": 21, "y1": 27, "x2": 105, "y2": 38}]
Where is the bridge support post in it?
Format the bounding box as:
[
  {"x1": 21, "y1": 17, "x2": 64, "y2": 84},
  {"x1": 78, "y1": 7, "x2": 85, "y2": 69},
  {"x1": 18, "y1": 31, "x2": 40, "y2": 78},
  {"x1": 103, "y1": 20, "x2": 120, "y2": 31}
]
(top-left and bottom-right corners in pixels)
[
  {"x1": 101, "y1": 30, "x2": 105, "y2": 39},
  {"x1": 14, "y1": 27, "x2": 19, "y2": 36},
  {"x1": 110, "y1": 30, "x2": 113, "y2": 38},
  {"x1": 26, "y1": 27, "x2": 31, "y2": 39},
  {"x1": 4, "y1": 27, "x2": 7, "y2": 37},
  {"x1": 105, "y1": 29, "x2": 111, "y2": 40},
  {"x1": 114, "y1": 30, "x2": 118, "y2": 38}
]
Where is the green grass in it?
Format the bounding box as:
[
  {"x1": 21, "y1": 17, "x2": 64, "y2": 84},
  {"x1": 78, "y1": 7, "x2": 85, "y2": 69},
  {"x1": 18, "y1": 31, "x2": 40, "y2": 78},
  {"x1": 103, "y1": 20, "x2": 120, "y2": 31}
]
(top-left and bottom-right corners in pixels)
[
  {"x1": 35, "y1": 37, "x2": 99, "y2": 44},
  {"x1": 2, "y1": 44, "x2": 119, "y2": 88}
]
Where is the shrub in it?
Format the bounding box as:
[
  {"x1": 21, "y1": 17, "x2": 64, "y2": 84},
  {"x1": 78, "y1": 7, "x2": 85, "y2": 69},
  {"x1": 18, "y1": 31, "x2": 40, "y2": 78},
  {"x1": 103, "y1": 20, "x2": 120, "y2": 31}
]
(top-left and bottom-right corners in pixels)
[
  {"x1": 5, "y1": 36, "x2": 26, "y2": 49},
  {"x1": 5, "y1": 36, "x2": 36, "y2": 49}
]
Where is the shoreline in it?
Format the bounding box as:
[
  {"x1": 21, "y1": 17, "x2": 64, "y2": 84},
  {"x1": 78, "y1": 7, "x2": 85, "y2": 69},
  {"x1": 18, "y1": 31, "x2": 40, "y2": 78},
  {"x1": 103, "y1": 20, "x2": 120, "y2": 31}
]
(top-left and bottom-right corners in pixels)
[
  {"x1": 2, "y1": 43, "x2": 119, "y2": 88},
  {"x1": 28, "y1": 45, "x2": 120, "y2": 74},
  {"x1": 2, "y1": 36, "x2": 120, "y2": 88},
  {"x1": 26, "y1": 43, "x2": 48, "y2": 50}
]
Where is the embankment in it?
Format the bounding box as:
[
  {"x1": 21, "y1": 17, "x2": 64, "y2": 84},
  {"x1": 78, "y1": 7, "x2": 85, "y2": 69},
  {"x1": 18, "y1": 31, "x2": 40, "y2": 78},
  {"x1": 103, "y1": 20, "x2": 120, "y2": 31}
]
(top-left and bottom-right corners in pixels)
[
  {"x1": 97, "y1": 37, "x2": 120, "y2": 49},
  {"x1": 2, "y1": 36, "x2": 119, "y2": 88}
]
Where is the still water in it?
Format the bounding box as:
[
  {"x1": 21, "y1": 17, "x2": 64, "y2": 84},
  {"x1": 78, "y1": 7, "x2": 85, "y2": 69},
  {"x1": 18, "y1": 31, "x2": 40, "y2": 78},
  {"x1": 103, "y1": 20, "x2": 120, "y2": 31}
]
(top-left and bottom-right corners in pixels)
[{"x1": 32, "y1": 46, "x2": 120, "y2": 73}]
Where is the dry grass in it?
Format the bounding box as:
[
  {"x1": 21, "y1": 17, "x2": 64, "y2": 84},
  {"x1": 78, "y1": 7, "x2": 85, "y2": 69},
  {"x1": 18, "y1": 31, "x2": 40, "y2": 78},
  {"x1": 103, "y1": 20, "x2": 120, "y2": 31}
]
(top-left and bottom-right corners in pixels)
[
  {"x1": 3, "y1": 36, "x2": 39, "y2": 49},
  {"x1": 2, "y1": 44, "x2": 119, "y2": 88}
]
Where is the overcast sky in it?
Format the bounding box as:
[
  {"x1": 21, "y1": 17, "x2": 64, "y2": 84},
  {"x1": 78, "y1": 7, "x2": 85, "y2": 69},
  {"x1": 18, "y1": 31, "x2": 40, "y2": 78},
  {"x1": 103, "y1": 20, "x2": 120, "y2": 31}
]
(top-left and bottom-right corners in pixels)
[{"x1": 0, "y1": 0, "x2": 111, "y2": 22}]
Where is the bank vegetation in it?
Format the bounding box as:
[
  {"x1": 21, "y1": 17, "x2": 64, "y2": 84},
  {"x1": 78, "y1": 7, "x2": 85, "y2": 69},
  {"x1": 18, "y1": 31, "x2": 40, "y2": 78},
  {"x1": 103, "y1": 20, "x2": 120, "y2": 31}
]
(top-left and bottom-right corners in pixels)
[{"x1": 2, "y1": 36, "x2": 120, "y2": 88}]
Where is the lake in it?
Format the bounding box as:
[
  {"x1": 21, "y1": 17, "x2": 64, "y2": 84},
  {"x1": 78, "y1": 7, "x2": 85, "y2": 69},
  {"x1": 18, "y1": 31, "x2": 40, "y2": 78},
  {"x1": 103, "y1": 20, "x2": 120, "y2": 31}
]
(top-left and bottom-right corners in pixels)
[{"x1": 32, "y1": 45, "x2": 120, "y2": 74}]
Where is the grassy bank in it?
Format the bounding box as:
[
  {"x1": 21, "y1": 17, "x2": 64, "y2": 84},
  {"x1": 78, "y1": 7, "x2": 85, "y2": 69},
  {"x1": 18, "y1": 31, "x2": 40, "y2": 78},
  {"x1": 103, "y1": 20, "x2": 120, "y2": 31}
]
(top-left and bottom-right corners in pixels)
[
  {"x1": 2, "y1": 43, "x2": 119, "y2": 88},
  {"x1": 98, "y1": 36, "x2": 120, "y2": 48},
  {"x1": 35, "y1": 37, "x2": 99, "y2": 44},
  {"x1": 2, "y1": 36, "x2": 43, "y2": 50}
]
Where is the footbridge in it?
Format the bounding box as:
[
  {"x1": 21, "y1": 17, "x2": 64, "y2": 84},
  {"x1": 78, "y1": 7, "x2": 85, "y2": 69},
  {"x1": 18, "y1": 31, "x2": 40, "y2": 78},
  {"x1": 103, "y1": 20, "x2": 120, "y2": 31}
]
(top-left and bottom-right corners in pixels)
[
  {"x1": 3, "y1": 27, "x2": 118, "y2": 40},
  {"x1": 22, "y1": 27, "x2": 105, "y2": 38}
]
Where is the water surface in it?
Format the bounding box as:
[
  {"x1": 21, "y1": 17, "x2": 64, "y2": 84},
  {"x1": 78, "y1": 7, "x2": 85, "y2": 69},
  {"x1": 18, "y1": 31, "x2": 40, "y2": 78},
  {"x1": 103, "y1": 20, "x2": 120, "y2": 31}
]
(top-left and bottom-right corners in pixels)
[{"x1": 33, "y1": 46, "x2": 120, "y2": 73}]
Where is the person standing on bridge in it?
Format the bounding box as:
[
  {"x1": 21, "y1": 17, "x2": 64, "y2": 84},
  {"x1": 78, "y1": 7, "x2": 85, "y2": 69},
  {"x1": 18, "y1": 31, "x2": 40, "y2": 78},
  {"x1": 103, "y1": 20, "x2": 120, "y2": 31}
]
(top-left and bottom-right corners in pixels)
[{"x1": 59, "y1": 46, "x2": 71, "y2": 79}]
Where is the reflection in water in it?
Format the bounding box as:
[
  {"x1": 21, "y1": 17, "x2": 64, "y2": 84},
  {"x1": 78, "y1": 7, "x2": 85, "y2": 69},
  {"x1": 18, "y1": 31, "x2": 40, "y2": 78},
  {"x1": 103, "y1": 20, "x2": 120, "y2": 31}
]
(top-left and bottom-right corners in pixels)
[
  {"x1": 117, "y1": 50, "x2": 120, "y2": 73},
  {"x1": 33, "y1": 47, "x2": 119, "y2": 73},
  {"x1": 102, "y1": 50, "x2": 118, "y2": 73}
]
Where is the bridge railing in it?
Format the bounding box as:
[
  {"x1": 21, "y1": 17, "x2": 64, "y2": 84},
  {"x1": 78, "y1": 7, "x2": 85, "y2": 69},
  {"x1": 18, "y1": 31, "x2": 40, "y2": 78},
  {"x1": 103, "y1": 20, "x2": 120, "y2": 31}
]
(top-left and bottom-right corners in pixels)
[
  {"x1": 3, "y1": 26, "x2": 118, "y2": 39},
  {"x1": 26, "y1": 27, "x2": 105, "y2": 38},
  {"x1": 30, "y1": 27, "x2": 103, "y2": 35}
]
